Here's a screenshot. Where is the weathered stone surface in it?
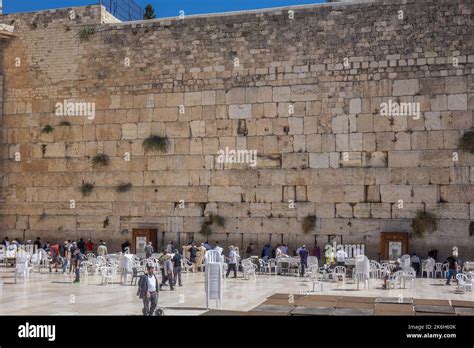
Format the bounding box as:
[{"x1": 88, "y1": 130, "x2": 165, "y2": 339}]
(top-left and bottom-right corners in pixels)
[{"x1": 0, "y1": 1, "x2": 471, "y2": 258}]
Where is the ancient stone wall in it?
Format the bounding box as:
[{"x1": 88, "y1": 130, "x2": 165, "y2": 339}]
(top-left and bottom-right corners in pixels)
[{"x1": 0, "y1": 0, "x2": 472, "y2": 259}]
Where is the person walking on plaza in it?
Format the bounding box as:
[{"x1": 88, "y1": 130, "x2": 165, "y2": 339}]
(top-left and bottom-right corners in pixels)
[
  {"x1": 226, "y1": 246, "x2": 238, "y2": 278},
  {"x1": 72, "y1": 249, "x2": 82, "y2": 283},
  {"x1": 166, "y1": 241, "x2": 174, "y2": 254},
  {"x1": 336, "y1": 248, "x2": 348, "y2": 267},
  {"x1": 121, "y1": 240, "x2": 131, "y2": 253},
  {"x1": 60, "y1": 240, "x2": 68, "y2": 273},
  {"x1": 86, "y1": 239, "x2": 94, "y2": 254},
  {"x1": 172, "y1": 249, "x2": 183, "y2": 287},
  {"x1": 160, "y1": 254, "x2": 174, "y2": 291},
  {"x1": 299, "y1": 245, "x2": 309, "y2": 276},
  {"x1": 1, "y1": 236, "x2": 10, "y2": 247},
  {"x1": 68, "y1": 241, "x2": 77, "y2": 274},
  {"x1": 77, "y1": 238, "x2": 86, "y2": 254},
  {"x1": 49, "y1": 243, "x2": 60, "y2": 273},
  {"x1": 137, "y1": 265, "x2": 160, "y2": 316},
  {"x1": 410, "y1": 253, "x2": 421, "y2": 275},
  {"x1": 214, "y1": 241, "x2": 223, "y2": 256},
  {"x1": 144, "y1": 241, "x2": 154, "y2": 259},
  {"x1": 97, "y1": 241, "x2": 108, "y2": 256},
  {"x1": 446, "y1": 254, "x2": 459, "y2": 286},
  {"x1": 245, "y1": 242, "x2": 254, "y2": 258}
]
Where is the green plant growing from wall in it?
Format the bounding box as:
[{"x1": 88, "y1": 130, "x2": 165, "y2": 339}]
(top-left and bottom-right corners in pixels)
[
  {"x1": 143, "y1": 135, "x2": 169, "y2": 153},
  {"x1": 80, "y1": 182, "x2": 95, "y2": 197},
  {"x1": 59, "y1": 121, "x2": 71, "y2": 126},
  {"x1": 302, "y1": 215, "x2": 317, "y2": 234},
  {"x1": 116, "y1": 182, "x2": 133, "y2": 193},
  {"x1": 92, "y1": 154, "x2": 110, "y2": 167},
  {"x1": 78, "y1": 27, "x2": 96, "y2": 41},
  {"x1": 199, "y1": 213, "x2": 226, "y2": 236},
  {"x1": 459, "y1": 130, "x2": 474, "y2": 154},
  {"x1": 411, "y1": 211, "x2": 436, "y2": 238},
  {"x1": 41, "y1": 125, "x2": 54, "y2": 134},
  {"x1": 103, "y1": 217, "x2": 110, "y2": 228}
]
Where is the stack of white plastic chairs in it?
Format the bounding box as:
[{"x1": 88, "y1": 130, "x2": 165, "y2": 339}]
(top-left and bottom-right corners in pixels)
[
  {"x1": 205, "y1": 250, "x2": 224, "y2": 309},
  {"x1": 119, "y1": 254, "x2": 134, "y2": 284},
  {"x1": 354, "y1": 255, "x2": 370, "y2": 290},
  {"x1": 15, "y1": 252, "x2": 30, "y2": 283}
]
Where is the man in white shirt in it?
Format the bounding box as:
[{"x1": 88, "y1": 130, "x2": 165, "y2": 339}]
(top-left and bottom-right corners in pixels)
[
  {"x1": 214, "y1": 241, "x2": 223, "y2": 255},
  {"x1": 225, "y1": 246, "x2": 238, "y2": 278},
  {"x1": 336, "y1": 248, "x2": 348, "y2": 266},
  {"x1": 137, "y1": 265, "x2": 159, "y2": 316}
]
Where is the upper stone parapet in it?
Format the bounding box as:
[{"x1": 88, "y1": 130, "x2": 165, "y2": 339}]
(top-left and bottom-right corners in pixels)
[{"x1": 0, "y1": 5, "x2": 119, "y2": 30}]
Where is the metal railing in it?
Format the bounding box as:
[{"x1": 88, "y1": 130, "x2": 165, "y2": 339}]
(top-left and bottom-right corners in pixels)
[{"x1": 99, "y1": 0, "x2": 143, "y2": 21}]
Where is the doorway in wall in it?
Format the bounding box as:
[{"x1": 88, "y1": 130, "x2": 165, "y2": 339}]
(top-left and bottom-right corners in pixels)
[{"x1": 132, "y1": 229, "x2": 157, "y2": 258}]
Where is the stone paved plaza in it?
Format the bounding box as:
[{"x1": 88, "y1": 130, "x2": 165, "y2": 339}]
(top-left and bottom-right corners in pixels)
[{"x1": 1, "y1": 269, "x2": 472, "y2": 315}]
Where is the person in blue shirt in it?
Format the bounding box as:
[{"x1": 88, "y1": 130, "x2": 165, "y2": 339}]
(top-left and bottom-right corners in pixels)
[
  {"x1": 261, "y1": 243, "x2": 271, "y2": 259},
  {"x1": 299, "y1": 245, "x2": 309, "y2": 277}
]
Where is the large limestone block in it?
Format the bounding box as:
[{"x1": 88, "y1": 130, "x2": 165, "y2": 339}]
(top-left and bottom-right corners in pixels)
[
  {"x1": 370, "y1": 203, "x2": 392, "y2": 218},
  {"x1": 380, "y1": 185, "x2": 412, "y2": 203},
  {"x1": 332, "y1": 115, "x2": 349, "y2": 133},
  {"x1": 166, "y1": 93, "x2": 184, "y2": 107},
  {"x1": 447, "y1": 94, "x2": 467, "y2": 110},
  {"x1": 388, "y1": 151, "x2": 420, "y2": 168},
  {"x1": 440, "y1": 185, "x2": 474, "y2": 203},
  {"x1": 166, "y1": 122, "x2": 190, "y2": 138},
  {"x1": 425, "y1": 203, "x2": 469, "y2": 219},
  {"x1": 208, "y1": 186, "x2": 241, "y2": 202},
  {"x1": 190, "y1": 120, "x2": 206, "y2": 137},
  {"x1": 226, "y1": 88, "x2": 246, "y2": 104},
  {"x1": 362, "y1": 151, "x2": 387, "y2": 167},
  {"x1": 261, "y1": 218, "x2": 290, "y2": 234},
  {"x1": 229, "y1": 104, "x2": 252, "y2": 119},
  {"x1": 393, "y1": 79, "x2": 419, "y2": 96},
  {"x1": 184, "y1": 92, "x2": 202, "y2": 106},
  {"x1": 391, "y1": 203, "x2": 424, "y2": 218},
  {"x1": 257, "y1": 87, "x2": 272, "y2": 103},
  {"x1": 411, "y1": 185, "x2": 439, "y2": 203},
  {"x1": 349, "y1": 98, "x2": 362, "y2": 115},
  {"x1": 273, "y1": 86, "x2": 291, "y2": 102},
  {"x1": 291, "y1": 84, "x2": 319, "y2": 101},
  {"x1": 156, "y1": 186, "x2": 208, "y2": 203},
  {"x1": 122, "y1": 123, "x2": 137, "y2": 139},
  {"x1": 256, "y1": 186, "x2": 282, "y2": 203},
  {"x1": 282, "y1": 153, "x2": 308, "y2": 169},
  {"x1": 309, "y1": 153, "x2": 329, "y2": 169},
  {"x1": 154, "y1": 107, "x2": 178, "y2": 122},
  {"x1": 336, "y1": 203, "x2": 353, "y2": 218}
]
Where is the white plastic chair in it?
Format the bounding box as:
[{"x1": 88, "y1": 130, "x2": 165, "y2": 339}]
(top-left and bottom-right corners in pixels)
[
  {"x1": 100, "y1": 266, "x2": 114, "y2": 285},
  {"x1": 333, "y1": 266, "x2": 346, "y2": 283},
  {"x1": 456, "y1": 274, "x2": 472, "y2": 293},
  {"x1": 434, "y1": 262, "x2": 444, "y2": 278},
  {"x1": 369, "y1": 260, "x2": 381, "y2": 279},
  {"x1": 241, "y1": 259, "x2": 257, "y2": 280},
  {"x1": 268, "y1": 259, "x2": 278, "y2": 275},
  {"x1": 403, "y1": 267, "x2": 416, "y2": 289},
  {"x1": 421, "y1": 260, "x2": 435, "y2": 278},
  {"x1": 387, "y1": 270, "x2": 403, "y2": 289}
]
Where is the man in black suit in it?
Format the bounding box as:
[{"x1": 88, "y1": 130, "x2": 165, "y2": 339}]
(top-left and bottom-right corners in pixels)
[{"x1": 137, "y1": 265, "x2": 160, "y2": 316}]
